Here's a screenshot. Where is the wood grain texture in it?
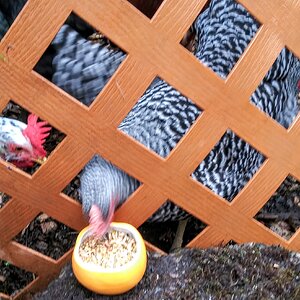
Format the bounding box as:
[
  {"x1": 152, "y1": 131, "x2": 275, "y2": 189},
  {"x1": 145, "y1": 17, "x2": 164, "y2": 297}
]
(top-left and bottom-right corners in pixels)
[
  {"x1": 0, "y1": 0, "x2": 299, "y2": 298},
  {"x1": 151, "y1": 0, "x2": 206, "y2": 41},
  {"x1": 114, "y1": 184, "x2": 168, "y2": 227},
  {"x1": 0, "y1": 198, "x2": 39, "y2": 244},
  {"x1": 226, "y1": 24, "x2": 284, "y2": 96},
  {"x1": 188, "y1": 226, "x2": 231, "y2": 248}
]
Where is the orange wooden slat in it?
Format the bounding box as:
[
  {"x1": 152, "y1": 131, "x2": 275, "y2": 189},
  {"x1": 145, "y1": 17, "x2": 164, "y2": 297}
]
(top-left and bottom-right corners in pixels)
[
  {"x1": 0, "y1": 0, "x2": 73, "y2": 70},
  {"x1": 152, "y1": 0, "x2": 207, "y2": 42},
  {"x1": 188, "y1": 226, "x2": 231, "y2": 248},
  {"x1": 0, "y1": 198, "x2": 39, "y2": 244},
  {"x1": 0, "y1": 0, "x2": 299, "y2": 298},
  {"x1": 226, "y1": 24, "x2": 284, "y2": 96}
]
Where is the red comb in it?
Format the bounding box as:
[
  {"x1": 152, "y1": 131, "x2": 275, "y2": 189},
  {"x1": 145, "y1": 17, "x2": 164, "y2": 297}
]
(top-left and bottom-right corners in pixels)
[{"x1": 22, "y1": 114, "x2": 51, "y2": 157}]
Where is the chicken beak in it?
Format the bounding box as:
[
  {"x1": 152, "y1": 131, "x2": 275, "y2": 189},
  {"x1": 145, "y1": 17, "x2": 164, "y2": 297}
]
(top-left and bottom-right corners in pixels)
[{"x1": 32, "y1": 157, "x2": 47, "y2": 165}]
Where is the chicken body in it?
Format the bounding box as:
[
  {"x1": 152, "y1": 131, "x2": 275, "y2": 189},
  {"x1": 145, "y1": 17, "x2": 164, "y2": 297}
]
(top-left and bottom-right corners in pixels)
[
  {"x1": 52, "y1": 24, "x2": 126, "y2": 106},
  {"x1": 78, "y1": 0, "x2": 300, "y2": 234}
]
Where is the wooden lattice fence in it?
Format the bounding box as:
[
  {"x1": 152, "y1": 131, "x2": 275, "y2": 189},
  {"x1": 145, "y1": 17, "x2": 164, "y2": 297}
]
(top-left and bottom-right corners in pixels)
[{"x1": 0, "y1": 0, "x2": 299, "y2": 298}]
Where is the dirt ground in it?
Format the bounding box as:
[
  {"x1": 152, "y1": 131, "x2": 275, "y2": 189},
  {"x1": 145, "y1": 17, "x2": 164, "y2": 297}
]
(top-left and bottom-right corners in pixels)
[{"x1": 33, "y1": 243, "x2": 300, "y2": 300}]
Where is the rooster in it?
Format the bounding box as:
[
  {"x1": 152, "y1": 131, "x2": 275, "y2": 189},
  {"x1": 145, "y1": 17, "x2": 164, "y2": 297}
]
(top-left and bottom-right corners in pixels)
[
  {"x1": 76, "y1": 0, "x2": 300, "y2": 244},
  {"x1": 0, "y1": 114, "x2": 51, "y2": 168}
]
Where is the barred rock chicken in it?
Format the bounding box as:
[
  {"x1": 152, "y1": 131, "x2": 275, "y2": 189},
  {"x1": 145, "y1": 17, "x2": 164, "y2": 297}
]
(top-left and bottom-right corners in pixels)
[
  {"x1": 52, "y1": 23, "x2": 177, "y2": 104},
  {"x1": 0, "y1": 114, "x2": 51, "y2": 168},
  {"x1": 0, "y1": 0, "x2": 97, "y2": 79},
  {"x1": 52, "y1": 0, "x2": 300, "y2": 242},
  {"x1": 52, "y1": 24, "x2": 126, "y2": 106}
]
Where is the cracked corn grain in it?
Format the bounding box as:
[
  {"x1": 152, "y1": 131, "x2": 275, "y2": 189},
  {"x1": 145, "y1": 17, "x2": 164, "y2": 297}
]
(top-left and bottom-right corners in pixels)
[{"x1": 79, "y1": 230, "x2": 137, "y2": 268}]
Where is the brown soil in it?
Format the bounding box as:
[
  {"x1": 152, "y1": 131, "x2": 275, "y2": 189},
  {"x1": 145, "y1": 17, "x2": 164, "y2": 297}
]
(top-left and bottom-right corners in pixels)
[{"x1": 33, "y1": 243, "x2": 300, "y2": 300}]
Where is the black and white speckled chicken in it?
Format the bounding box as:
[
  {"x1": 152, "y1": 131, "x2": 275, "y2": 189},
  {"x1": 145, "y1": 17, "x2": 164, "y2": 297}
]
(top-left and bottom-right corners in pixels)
[
  {"x1": 52, "y1": 0, "x2": 300, "y2": 238},
  {"x1": 51, "y1": 24, "x2": 126, "y2": 106},
  {"x1": 0, "y1": 0, "x2": 98, "y2": 78},
  {"x1": 51, "y1": 16, "x2": 190, "y2": 104}
]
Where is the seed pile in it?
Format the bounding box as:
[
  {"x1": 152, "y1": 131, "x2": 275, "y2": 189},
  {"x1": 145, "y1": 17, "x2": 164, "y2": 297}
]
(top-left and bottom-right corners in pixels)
[{"x1": 79, "y1": 230, "x2": 137, "y2": 268}]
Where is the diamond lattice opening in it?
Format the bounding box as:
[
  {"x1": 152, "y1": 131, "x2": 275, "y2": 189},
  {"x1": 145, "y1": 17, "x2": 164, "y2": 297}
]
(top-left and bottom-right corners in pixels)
[
  {"x1": 139, "y1": 200, "x2": 207, "y2": 253},
  {"x1": 34, "y1": 12, "x2": 127, "y2": 106},
  {"x1": 1, "y1": 100, "x2": 65, "y2": 175},
  {"x1": 0, "y1": 0, "x2": 28, "y2": 41},
  {"x1": 255, "y1": 175, "x2": 300, "y2": 240},
  {"x1": 181, "y1": 26, "x2": 197, "y2": 53},
  {"x1": 62, "y1": 174, "x2": 81, "y2": 202},
  {"x1": 128, "y1": 0, "x2": 164, "y2": 18},
  {"x1": 0, "y1": 260, "x2": 36, "y2": 297},
  {"x1": 180, "y1": 1, "x2": 211, "y2": 53},
  {"x1": 0, "y1": 192, "x2": 11, "y2": 209},
  {"x1": 119, "y1": 77, "x2": 202, "y2": 158},
  {"x1": 191, "y1": 129, "x2": 266, "y2": 201},
  {"x1": 224, "y1": 240, "x2": 237, "y2": 247},
  {"x1": 192, "y1": 0, "x2": 260, "y2": 79},
  {"x1": 14, "y1": 213, "x2": 77, "y2": 260},
  {"x1": 63, "y1": 155, "x2": 140, "y2": 227},
  {"x1": 250, "y1": 48, "x2": 300, "y2": 129}
]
